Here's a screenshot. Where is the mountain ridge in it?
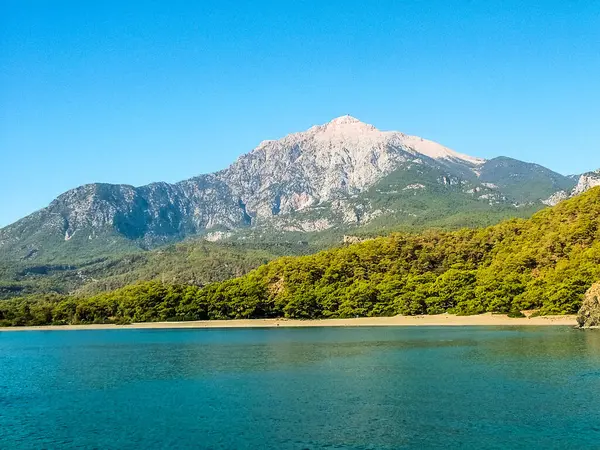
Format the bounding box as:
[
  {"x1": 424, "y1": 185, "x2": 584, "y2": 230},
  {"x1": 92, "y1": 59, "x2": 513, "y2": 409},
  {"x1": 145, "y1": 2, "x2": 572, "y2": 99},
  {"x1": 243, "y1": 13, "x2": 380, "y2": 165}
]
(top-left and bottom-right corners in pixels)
[{"x1": 0, "y1": 116, "x2": 580, "y2": 262}]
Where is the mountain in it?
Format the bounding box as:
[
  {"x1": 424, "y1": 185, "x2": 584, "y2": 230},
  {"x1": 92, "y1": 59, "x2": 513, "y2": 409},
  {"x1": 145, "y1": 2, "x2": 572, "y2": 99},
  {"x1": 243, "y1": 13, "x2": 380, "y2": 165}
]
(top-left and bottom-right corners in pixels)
[
  {"x1": 4, "y1": 186, "x2": 600, "y2": 326},
  {"x1": 477, "y1": 157, "x2": 576, "y2": 204},
  {"x1": 544, "y1": 169, "x2": 600, "y2": 206},
  {"x1": 0, "y1": 116, "x2": 578, "y2": 263}
]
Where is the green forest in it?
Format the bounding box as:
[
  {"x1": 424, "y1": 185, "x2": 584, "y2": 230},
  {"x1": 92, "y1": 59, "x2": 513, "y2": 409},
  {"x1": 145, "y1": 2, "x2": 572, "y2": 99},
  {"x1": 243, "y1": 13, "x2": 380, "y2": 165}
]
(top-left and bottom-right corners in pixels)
[
  {"x1": 0, "y1": 240, "x2": 314, "y2": 299},
  {"x1": 2, "y1": 187, "x2": 600, "y2": 327}
]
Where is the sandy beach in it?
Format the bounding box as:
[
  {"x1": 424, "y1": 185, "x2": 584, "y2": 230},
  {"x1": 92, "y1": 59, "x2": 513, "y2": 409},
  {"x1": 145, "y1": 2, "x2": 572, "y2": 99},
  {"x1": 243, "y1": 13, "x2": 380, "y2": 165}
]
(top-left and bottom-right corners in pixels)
[{"x1": 0, "y1": 313, "x2": 578, "y2": 331}]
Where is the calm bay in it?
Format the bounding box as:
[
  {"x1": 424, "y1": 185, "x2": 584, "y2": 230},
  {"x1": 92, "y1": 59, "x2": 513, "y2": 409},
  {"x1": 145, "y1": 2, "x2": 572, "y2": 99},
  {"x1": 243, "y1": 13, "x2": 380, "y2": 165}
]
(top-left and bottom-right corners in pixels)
[{"x1": 2, "y1": 326, "x2": 600, "y2": 449}]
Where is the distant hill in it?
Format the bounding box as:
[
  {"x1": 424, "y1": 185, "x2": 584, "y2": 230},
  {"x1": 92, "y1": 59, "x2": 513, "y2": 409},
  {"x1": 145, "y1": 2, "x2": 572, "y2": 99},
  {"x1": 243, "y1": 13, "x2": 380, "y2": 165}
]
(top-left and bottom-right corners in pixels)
[{"x1": 478, "y1": 156, "x2": 576, "y2": 204}]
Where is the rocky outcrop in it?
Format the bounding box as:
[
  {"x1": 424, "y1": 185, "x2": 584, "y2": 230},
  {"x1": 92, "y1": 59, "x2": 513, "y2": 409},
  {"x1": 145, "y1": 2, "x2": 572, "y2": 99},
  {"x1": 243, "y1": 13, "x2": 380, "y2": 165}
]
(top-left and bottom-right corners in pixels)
[
  {"x1": 573, "y1": 170, "x2": 600, "y2": 197},
  {"x1": 577, "y1": 282, "x2": 600, "y2": 328},
  {"x1": 343, "y1": 235, "x2": 365, "y2": 245},
  {"x1": 544, "y1": 169, "x2": 600, "y2": 206},
  {"x1": 542, "y1": 190, "x2": 569, "y2": 206}
]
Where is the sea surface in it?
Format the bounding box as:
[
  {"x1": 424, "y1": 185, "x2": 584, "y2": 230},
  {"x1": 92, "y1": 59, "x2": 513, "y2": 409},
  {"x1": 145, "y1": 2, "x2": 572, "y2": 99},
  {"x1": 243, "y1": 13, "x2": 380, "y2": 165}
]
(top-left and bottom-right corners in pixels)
[{"x1": 1, "y1": 326, "x2": 600, "y2": 449}]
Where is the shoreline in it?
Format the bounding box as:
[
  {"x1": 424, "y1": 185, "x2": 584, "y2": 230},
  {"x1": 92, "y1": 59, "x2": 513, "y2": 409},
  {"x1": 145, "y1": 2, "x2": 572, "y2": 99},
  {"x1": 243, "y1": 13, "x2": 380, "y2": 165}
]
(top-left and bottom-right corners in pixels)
[{"x1": 0, "y1": 313, "x2": 578, "y2": 331}]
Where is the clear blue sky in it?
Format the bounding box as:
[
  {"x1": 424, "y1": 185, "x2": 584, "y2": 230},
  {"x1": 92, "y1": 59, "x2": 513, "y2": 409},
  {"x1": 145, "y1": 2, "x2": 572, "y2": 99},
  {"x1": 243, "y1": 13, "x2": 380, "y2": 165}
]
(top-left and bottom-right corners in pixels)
[{"x1": 1, "y1": 0, "x2": 599, "y2": 227}]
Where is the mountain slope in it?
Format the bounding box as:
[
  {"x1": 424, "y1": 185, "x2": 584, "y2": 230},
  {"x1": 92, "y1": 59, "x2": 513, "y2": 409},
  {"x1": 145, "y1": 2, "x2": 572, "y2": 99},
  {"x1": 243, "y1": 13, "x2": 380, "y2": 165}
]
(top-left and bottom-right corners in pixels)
[
  {"x1": 0, "y1": 179, "x2": 246, "y2": 261},
  {"x1": 3, "y1": 187, "x2": 600, "y2": 326},
  {"x1": 478, "y1": 157, "x2": 576, "y2": 204},
  {"x1": 0, "y1": 240, "x2": 311, "y2": 299},
  {"x1": 213, "y1": 186, "x2": 600, "y2": 318},
  {"x1": 0, "y1": 116, "x2": 580, "y2": 263}
]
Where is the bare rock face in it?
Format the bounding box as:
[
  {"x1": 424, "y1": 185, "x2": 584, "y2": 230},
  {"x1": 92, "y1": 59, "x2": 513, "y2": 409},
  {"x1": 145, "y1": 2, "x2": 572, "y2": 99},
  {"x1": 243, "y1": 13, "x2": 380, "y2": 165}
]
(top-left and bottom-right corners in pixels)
[
  {"x1": 542, "y1": 190, "x2": 569, "y2": 207},
  {"x1": 545, "y1": 169, "x2": 600, "y2": 206},
  {"x1": 573, "y1": 170, "x2": 600, "y2": 197},
  {"x1": 217, "y1": 115, "x2": 483, "y2": 220},
  {"x1": 577, "y1": 282, "x2": 600, "y2": 328},
  {"x1": 342, "y1": 235, "x2": 365, "y2": 245}
]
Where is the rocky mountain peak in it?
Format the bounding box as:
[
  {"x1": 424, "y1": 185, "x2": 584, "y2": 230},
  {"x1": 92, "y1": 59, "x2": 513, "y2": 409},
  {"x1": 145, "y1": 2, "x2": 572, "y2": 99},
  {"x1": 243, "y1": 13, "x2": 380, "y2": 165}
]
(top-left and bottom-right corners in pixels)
[
  {"x1": 319, "y1": 115, "x2": 380, "y2": 133},
  {"x1": 253, "y1": 116, "x2": 378, "y2": 151},
  {"x1": 252, "y1": 116, "x2": 484, "y2": 167},
  {"x1": 311, "y1": 119, "x2": 389, "y2": 152},
  {"x1": 327, "y1": 115, "x2": 365, "y2": 126}
]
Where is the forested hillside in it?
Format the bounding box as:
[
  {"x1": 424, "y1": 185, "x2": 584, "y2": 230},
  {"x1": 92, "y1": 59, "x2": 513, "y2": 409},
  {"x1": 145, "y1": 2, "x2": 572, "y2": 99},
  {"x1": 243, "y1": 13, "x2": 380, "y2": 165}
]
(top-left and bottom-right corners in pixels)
[
  {"x1": 2, "y1": 188, "x2": 600, "y2": 326},
  {"x1": 0, "y1": 194, "x2": 538, "y2": 299},
  {"x1": 0, "y1": 240, "x2": 312, "y2": 298}
]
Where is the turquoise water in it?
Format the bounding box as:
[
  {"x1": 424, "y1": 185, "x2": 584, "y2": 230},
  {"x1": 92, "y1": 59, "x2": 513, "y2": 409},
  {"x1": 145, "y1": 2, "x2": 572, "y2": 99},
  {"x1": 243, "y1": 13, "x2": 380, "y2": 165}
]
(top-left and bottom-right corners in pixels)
[{"x1": 1, "y1": 327, "x2": 600, "y2": 449}]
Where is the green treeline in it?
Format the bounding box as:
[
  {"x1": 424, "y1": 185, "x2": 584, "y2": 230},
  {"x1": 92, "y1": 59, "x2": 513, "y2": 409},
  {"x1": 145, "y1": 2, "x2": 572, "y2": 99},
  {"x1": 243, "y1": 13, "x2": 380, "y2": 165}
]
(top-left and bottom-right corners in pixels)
[{"x1": 2, "y1": 187, "x2": 600, "y2": 327}]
